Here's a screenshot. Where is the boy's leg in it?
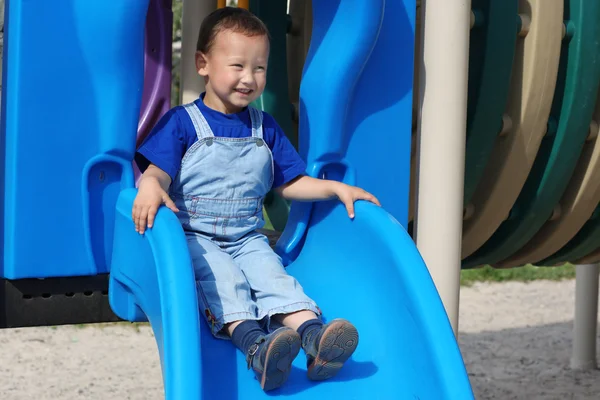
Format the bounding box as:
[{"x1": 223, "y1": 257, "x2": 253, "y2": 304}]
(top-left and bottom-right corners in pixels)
[
  {"x1": 232, "y1": 233, "x2": 321, "y2": 329},
  {"x1": 188, "y1": 233, "x2": 300, "y2": 391},
  {"x1": 299, "y1": 319, "x2": 359, "y2": 381},
  {"x1": 274, "y1": 310, "x2": 320, "y2": 330},
  {"x1": 231, "y1": 320, "x2": 301, "y2": 391},
  {"x1": 187, "y1": 233, "x2": 257, "y2": 338},
  {"x1": 235, "y1": 232, "x2": 359, "y2": 381},
  {"x1": 279, "y1": 312, "x2": 359, "y2": 381}
]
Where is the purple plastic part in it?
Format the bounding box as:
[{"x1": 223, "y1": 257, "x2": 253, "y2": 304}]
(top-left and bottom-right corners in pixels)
[{"x1": 135, "y1": 0, "x2": 173, "y2": 180}]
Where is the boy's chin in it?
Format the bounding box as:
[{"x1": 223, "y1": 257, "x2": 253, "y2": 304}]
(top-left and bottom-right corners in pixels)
[{"x1": 228, "y1": 97, "x2": 256, "y2": 109}]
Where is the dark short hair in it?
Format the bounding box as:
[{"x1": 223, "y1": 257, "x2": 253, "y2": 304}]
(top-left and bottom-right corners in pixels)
[{"x1": 196, "y1": 7, "x2": 270, "y2": 53}]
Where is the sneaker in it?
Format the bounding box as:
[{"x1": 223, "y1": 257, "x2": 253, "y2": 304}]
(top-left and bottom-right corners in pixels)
[
  {"x1": 303, "y1": 319, "x2": 359, "y2": 381},
  {"x1": 246, "y1": 327, "x2": 301, "y2": 391}
]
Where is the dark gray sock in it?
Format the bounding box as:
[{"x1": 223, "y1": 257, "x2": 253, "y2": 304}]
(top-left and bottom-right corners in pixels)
[
  {"x1": 231, "y1": 320, "x2": 265, "y2": 355},
  {"x1": 297, "y1": 318, "x2": 324, "y2": 348}
]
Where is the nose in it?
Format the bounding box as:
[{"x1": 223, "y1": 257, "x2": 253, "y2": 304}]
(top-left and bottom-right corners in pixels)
[{"x1": 240, "y1": 68, "x2": 255, "y2": 86}]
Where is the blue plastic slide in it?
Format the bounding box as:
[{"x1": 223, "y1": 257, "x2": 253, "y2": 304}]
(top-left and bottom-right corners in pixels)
[
  {"x1": 110, "y1": 0, "x2": 473, "y2": 398},
  {"x1": 111, "y1": 190, "x2": 473, "y2": 398}
]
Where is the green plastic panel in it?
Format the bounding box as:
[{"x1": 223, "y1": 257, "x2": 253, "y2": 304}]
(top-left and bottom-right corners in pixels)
[
  {"x1": 463, "y1": 0, "x2": 600, "y2": 268},
  {"x1": 460, "y1": 0, "x2": 563, "y2": 259},
  {"x1": 250, "y1": 0, "x2": 296, "y2": 231},
  {"x1": 500, "y1": 87, "x2": 600, "y2": 267},
  {"x1": 463, "y1": 0, "x2": 518, "y2": 205},
  {"x1": 545, "y1": 206, "x2": 600, "y2": 265}
]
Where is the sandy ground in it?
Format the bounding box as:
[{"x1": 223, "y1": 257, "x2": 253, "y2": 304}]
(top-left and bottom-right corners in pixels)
[
  {"x1": 458, "y1": 280, "x2": 600, "y2": 400},
  {"x1": 0, "y1": 279, "x2": 598, "y2": 399}
]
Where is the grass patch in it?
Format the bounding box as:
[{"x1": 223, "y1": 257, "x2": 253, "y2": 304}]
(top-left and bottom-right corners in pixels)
[
  {"x1": 460, "y1": 263, "x2": 576, "y2": 286},
  {"x1": 53, "y1": 321, "x2": 150, "y2": 331},
  {"x1": 262, "y1": 207, "x2": 274, "y2": 231}
]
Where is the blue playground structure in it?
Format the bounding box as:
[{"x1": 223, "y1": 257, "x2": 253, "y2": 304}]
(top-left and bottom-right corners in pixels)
[{"x1": 0, "y1": 0, "x2": 474, "y2": 398}]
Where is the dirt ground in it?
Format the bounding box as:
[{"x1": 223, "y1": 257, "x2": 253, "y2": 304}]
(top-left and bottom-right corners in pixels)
[{"x1": 0, "y1": 279, "x2": 598, "y2": 399}]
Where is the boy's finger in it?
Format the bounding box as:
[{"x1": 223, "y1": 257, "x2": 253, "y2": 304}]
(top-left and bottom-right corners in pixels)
[
  {"x1": 138, "y1": 208, "x2": 149, "y2": 234},
  {"x1": 356, "y1": 191, "x2": 381, "y2": 207},
  {"x1": 147, "y1": 206, "x2": 158, "y2": 228},
  {"x1": 344, "y1": 199, "x2": 355, "y2": 219},
  {"x1": 163, "y1": 195, "x2": 180, "y2": 212},
  {"x1": 132, "y1": 206, "x2": 140, "y2": 232},
  {"x1": 365, "y1": 193, "x2": 381, "y2": 206}
]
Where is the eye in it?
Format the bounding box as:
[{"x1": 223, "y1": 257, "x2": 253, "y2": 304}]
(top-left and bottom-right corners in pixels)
[
  {"x1": 256, "y1": 66, "x2": 266, "y2": 71},
  {"x1": 231, "y1": 64, "x2": 243, "y2": 69}
]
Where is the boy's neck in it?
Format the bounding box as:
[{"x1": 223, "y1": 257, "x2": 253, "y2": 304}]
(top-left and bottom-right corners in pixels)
[{"x1": 202, "y1": 90, "x2": 243, "y2": 115}]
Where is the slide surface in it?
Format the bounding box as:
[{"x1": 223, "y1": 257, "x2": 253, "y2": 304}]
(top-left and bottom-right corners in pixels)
[{"x1": 111, "y1": 190, "x2": 474, "y2": 399}]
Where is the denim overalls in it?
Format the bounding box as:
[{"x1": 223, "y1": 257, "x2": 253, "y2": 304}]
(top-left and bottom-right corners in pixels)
[{"x1": 169, "y1": 102, "x2": 319, "y2": 339}]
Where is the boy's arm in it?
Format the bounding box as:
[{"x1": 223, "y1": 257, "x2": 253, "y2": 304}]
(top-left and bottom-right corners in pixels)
[
  {"x1": 133, "y1": 164, "x2": 179, "y2": 234},
  {"x1": 132, "y1": 107, "x2": 190, "y2": 233},
  {"x1": 276, "y1": 175, "x2": 380, "y2": 219},
  {"x1": 141, "y1": 164, "x2": 173, "y2": 192},
  {"x1": 263, "y1": 113, "x2": 379, "y2": 218}
]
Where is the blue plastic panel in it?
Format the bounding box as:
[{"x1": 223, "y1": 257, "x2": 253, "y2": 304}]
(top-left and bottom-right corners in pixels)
[
  {"x1": 277, "y1": 0, "x2": 415, "y2": 263},
  {"x1": 1, "y1": 0, "x2": 148, "y2": 278}
]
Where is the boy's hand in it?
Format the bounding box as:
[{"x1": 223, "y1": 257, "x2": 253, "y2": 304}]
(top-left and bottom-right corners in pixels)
[
  {"x1": 334, "y1": 183, "x2": 380, "y2": 219},
  {"x1": 132, "y1": 176, "x2": 179, "y2": 234},
  {"x1": 276, "y1": 175, "x2": 380, "y2": 218}
]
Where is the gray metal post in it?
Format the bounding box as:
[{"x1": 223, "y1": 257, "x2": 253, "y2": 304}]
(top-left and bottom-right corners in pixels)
[
  {"x1": 413, "y1": 0, "x2": 471, "y2": 336},
  {"x1": 571, "y1": 264, "x2": 599, "y2": 370}
]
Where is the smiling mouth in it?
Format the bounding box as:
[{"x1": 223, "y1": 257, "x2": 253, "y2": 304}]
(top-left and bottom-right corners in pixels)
[{"x1": 234, "y1": 88, "x2": 253, "y2": 96}]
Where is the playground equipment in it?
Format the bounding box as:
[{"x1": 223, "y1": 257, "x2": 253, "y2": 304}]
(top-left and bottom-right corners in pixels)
[
  {"x1": 1, "y1": 0, "x2": 473, "y2": 398},
  {"x1": 4, "y1": 0, "x2": 600, "y2": 397}
]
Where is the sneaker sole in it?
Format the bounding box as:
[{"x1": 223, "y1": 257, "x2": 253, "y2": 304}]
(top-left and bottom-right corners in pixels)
[
  {"x1": 307, "y1": 319, "x2": 359, "y2": 381},
  {"x1": 260, "y1": 329, "x2": 301, "y2": 391}
]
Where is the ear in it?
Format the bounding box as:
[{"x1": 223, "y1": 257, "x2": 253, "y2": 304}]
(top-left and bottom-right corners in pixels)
[{"x1": 195, "y1": 51, "x2": 209, "y2": 77}]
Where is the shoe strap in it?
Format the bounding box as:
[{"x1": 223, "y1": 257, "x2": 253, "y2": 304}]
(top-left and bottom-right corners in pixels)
[
  {"x1": 246, "y1": 336, "x2": 266, "y2": 370},
  {"x1": 302, "y1": 327, "x2": 321, "y2": 358}
]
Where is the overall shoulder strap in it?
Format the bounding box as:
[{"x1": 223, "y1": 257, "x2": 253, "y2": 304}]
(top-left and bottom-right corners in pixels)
[
  {"x1": 248, "y1": 106, "x2": 264, "y2": 139},
  {"x1": 183, "y1": 102, "x2": 214, "y2": 139}
]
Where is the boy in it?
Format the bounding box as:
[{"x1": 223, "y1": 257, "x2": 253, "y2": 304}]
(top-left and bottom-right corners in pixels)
[{"x1": 133, "y1": 7, "x2": 379, "y2": 391}]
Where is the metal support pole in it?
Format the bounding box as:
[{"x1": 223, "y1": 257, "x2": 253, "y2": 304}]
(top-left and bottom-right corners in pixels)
[
  {"x1": 571, "y1": 264, "x2": 599, "y2": 370},
  {"x1": 180, "y1": 0, "x2": 215, "y2": 104},
  {"x1": 413, "y1": 0, "x2": 471, "y2": 336}
]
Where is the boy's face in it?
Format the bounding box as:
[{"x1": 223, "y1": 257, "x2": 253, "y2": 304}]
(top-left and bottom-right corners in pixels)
[{"x1": 197, "y1": 30, "x2": 269, "y2": 114}]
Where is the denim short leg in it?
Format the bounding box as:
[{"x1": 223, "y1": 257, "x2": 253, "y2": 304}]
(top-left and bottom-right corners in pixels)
[
  {"x1": 233, "y1": 232, "x2": 320, "y2": 332},
  {"x1": 186, "y1": 232, "x2": 258, "y2": 339}
]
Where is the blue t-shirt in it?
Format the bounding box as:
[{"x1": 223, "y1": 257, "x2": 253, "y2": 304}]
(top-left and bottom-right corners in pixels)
[{"x1": 135, "y1": 95, "x2": 306, "y2": 189}]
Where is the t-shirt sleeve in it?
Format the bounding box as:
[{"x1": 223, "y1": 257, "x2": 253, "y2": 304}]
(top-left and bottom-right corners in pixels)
[
  {"x1": 263, "y1": 113, "x2": 307, "y2": 189},
  {"x1": 134, "y1": 108, "x2": 190, "y2": 181}
]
